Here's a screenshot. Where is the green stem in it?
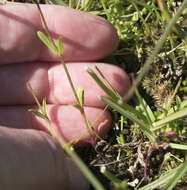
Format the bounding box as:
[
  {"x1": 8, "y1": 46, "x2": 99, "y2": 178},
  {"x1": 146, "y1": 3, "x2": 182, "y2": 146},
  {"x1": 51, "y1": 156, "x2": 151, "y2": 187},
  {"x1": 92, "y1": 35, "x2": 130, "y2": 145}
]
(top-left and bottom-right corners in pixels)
[
  {"x1": 46, "y1": 120, "x2": 105, "y2": 190},
  {"x1": 35, "y1": 0, "x2": 94, "y2": 139},
  {"x1": 61, "y1": 59, "x2": 80, "y2": 104},
  {"x1": 32, "y1": 1, "x2": 101, "y2": 188},
  {"x1": 81, "y1": 109, "x2": 93, "y2": 138},
  {"x1": 61, "y1": 59, "x2": 92, "y2": 137},
  {"x1": 33, "y1": 0, "x2": 57, "y2": 50}
]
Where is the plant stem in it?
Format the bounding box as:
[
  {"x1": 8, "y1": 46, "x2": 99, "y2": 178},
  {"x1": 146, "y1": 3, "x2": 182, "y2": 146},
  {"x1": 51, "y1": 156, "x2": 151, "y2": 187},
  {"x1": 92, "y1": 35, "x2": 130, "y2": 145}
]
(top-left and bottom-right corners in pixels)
[
  {"x1": 61, "y1": 59, "x2": 92, "y2": 137},
  {"x1": 34, "y1": 1, "x2": 93, "y2": 138},
  {"x1": 46, "y1": 120, "x2": 105, "y2": 190},
  {"x1": 33, "y1": 0, "x2": 57, "y2": 50},
  {"x1": 60, "y1": 59, "x2": 80, "y2": 104}
]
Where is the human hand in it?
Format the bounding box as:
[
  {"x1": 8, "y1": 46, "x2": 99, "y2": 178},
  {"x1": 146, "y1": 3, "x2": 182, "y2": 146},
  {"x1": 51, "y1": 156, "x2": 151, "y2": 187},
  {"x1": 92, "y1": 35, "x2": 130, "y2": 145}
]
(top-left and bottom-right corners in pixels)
[{"x1": 0, "y1": 2, "x2": 130, "y2": 190}]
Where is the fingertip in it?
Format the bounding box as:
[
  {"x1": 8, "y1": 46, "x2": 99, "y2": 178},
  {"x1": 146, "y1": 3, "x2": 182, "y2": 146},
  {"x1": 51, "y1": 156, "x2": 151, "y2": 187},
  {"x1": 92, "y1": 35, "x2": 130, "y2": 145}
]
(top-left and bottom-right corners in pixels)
[
  {"x1": 40, "y1": 5, "x2": 119, "y2": 61},
  {"x1": 89, "y1": 15, "x2": 119, "y2": 59}
]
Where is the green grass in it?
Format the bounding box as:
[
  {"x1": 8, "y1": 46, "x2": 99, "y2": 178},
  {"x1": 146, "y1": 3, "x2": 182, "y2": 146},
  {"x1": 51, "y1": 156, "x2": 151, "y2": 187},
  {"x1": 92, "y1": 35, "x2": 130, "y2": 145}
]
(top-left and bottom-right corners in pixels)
[{"x1": 21, "y1": 0, "x2": 187, "y2": 189}]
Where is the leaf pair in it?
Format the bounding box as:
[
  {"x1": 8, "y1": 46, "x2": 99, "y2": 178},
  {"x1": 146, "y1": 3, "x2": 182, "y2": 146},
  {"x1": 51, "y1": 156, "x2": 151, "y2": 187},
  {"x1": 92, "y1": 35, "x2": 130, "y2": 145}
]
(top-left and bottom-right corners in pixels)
[
  {"x1": 70, "y1": 85, "x2": 84, "y2": 111},
  {"x1": 37, "y1": 31, "x2": 63, "y2": 56},
  {"x1": 28, "y1": 83, "x2": 48, "y2": 120}
]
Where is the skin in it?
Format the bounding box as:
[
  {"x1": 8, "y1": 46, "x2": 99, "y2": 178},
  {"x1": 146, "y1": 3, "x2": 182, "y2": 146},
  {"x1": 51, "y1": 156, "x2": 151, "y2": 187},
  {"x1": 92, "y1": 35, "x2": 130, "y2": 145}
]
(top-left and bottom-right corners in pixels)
[{"x1": 0, "y1": 2, "x2": 130, "y2": 190}]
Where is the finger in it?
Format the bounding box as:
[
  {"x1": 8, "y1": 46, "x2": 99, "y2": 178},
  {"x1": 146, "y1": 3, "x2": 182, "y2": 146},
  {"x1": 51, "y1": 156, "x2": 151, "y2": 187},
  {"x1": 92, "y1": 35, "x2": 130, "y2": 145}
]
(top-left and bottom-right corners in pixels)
[
  {"x1": 0, "y1": 105, "x2": 112, "y2": 146},
  {"x1": 0, "y1": 3, "x2": 118, "y2": 64},
  {"x1": 0, "y1": 62, "x2": 130, "y2": 107},
  {"x1": 0, "y1": 127, "x2": 70, "y2": 190},
  {"x1": 66, "y1": 157, "x2": 89, "y2": 190}
]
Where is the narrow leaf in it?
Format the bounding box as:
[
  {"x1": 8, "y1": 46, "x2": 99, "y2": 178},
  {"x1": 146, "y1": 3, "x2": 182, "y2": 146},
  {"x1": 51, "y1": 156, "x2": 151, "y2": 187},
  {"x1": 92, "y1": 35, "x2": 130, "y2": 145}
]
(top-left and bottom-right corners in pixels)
[
  {"x1": 157, "y1": 99, "x2": 187, "y2": 120},
  {"x1": 57, "y1": 36, "x2": 63, "y2": 56},
  {"x1": 86, "y1": 67, "x2": 147, "y2": 124},
  {"x1": 138, "y1": 168, "x2": 177, "y2": 190},
  {"x1": 181, "y1": 99, "x2": 187, "y2": 108},
  {"x1": 168, "y1": 143, "x2": 187, "y2": 150},
  {"x1": 100, "y1": 96, "x2": 155, "y2": 143},
  {"x1": 120, "y1": 101, "x2": 148, "y2": 124},
  {"x1": 49, "y1": 0, "x2": 67, "y2": 6},
  {"x1": 164, "y1": 161, "x2": 187, "y2": 190},
  {"x1": 42, "y1": 98, "x2": 48, "y2": 117},
  {"x1": 86, "y1": 67, "x2": 119, "y2": 102},
  {"x1": 127, "y1": 0, "x2": 154, "y2": 11},
  {"x1": 87, "y1": 120, "x2": 103, "y2": 141},
  {"x1": 27, "y1": 83, "x2": 42, "y2": 110},
  {"x1": 135, "y1": 88, "x2": 155, "y2": 123},
  {"x1": 37, "y1": 31, "x2": 58, "y2": 55},
  {"x1": 28, "y1": 109, "x2": 47, "y2": 120},
  {"x1": 95, "y1": 66, "x2": 121, "y2": 98},
  {"x1": 77, "y1": 85, "x2": 84, "y2": 107},
  {"x1": 152, "y1": 107, "x2": 187, "y2": 131},
  {"x1": 69, "y1": 103, "x2": 82, "y2": 111}
]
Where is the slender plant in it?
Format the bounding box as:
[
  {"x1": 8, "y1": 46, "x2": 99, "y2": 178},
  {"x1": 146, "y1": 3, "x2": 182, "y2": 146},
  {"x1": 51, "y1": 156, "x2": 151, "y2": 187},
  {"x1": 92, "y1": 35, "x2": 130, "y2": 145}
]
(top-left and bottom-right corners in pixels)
[{"x1": 29, "y1": 1, "x2": 107, "y2": 189}]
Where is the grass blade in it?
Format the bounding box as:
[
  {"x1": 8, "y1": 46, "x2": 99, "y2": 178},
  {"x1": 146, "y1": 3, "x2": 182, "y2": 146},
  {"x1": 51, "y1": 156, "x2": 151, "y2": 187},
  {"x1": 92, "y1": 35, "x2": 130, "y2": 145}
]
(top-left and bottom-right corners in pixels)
[
  {"x1": 27, "y1": 83, "x2": 42, "y2": 110},
  {"x1": 120, "y1": 101, "x2": 148, "y2": 124},
  {"x1": 28, "y1": 109, "x2": 47, "y2": 120},
  {"x1": 168, "y1": 143, "x2": 187, "y2": 150},
  {"x1": 86, "y1": 67, "x2": 119, "y2": 102},
  {"x1": 49, "y1": 0, "x2": 67, "y2": 6},
  {"x1": 138, "y1": 168, "x2": 177, "y2": 190},
  {"x1": 95, "y1": 66, "x2": 121, "y2": 98},
  {"x1": 86, "y1": 66, "x2": 148, "y2": 123},
  {"x1": 42, "y1": 98, "x2": 48, "y2": 117},
  {"x1": 135, "y1": 88, "x2": 156, "y2": 123},
  {"x1": 77, "y1": 85, "x2": 84, "y2": 107},
  {"x1": 127, "y1": 0, "x2": 154, "y2": 11},
  {"x1": 69, "y1": 103, "x2": 82, "y2": 111},
  {"x1": 100, "y1": 96, "x2": 155, "y2": 143},
  {"x1": 69, "y1": 0, "x2": 76, "y2": 8},
  {"x1": 57, "y1": 36, "x2": 63, "y2": 56},
  {"x1": 152, "y1": 107, "x2": 187, "y2": 131},
  {"x1": 164, "y1": 161, "x2": 187, "y2": 190}
]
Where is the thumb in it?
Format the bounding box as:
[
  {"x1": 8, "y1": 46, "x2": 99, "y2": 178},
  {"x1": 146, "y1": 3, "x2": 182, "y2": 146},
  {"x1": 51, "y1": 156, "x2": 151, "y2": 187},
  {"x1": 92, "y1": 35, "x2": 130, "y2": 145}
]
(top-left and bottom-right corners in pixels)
[{"x1": 0, "y1": 126, "x2": 88, "y2": 190}]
